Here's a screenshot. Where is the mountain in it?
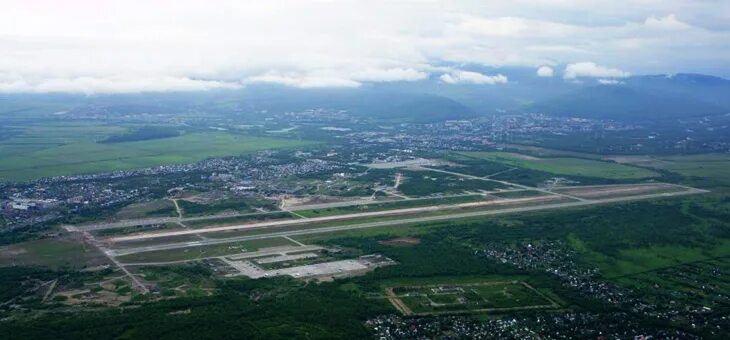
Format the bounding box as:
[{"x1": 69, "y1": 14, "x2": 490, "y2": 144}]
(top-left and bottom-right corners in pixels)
[
  {"x1": 626, "y1": 73, "x2": 730, "y2": 109},
  {"x1": 530, "y1": 84, "x2": 727, "y2": 121},
  {"x1": 3, "y1": 69, "x2": 730, "y2": 123}
]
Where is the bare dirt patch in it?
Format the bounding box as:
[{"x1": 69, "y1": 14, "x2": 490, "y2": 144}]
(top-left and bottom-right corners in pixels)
[
  {"x1": 379, "y1": 237, "x2": 421, "y2": 247},
  {"x1": 282, "y1": 195, "x2": 353, "y2": 207}
]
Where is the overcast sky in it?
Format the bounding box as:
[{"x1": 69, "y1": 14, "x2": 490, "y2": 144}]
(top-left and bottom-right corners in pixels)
[{"x1": 1, "y1": 0, "x2": 729, "y2": 93}]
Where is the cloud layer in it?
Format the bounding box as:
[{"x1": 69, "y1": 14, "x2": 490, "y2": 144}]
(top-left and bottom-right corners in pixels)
[
  {"x1": 1, "y1": 0, "x2": 729, "y2": 93},
  {"x1": 440, "y1": 71, "x2": 508, "y2": 85},
  {"x1": 563, "y1": 62, "x2": 631, "y2": 79}
]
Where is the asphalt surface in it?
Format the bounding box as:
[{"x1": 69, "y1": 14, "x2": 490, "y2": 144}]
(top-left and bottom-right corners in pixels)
[
  {"x1": 109, "y1": 195, "x2": 565, "y2": 242},
  {"x1": 73, "y1": 192, "x2": 523, "y2": 231},
  {"x1": 110, "y1": 187, "x2": 707, "y2": 257}
]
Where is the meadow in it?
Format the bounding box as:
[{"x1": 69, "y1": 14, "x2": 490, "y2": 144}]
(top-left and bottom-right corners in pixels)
[
  {"x1": 608, "y1": 153, "x2": 730, "y2": 188},
  {"x1": 0, "y1": 123, "x2": 316, "y2": 182}
]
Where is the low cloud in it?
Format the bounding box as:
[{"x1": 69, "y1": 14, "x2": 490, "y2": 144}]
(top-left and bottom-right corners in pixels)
[
  {"x1": 245, "y1": 73, "x2": 361, "y2": 88},
  {"x1": 536, "y1": 66, "x2": 554, "y2": 77},
  {"x1": 350, "y1": 68, "x2": 429, "y2": 82},
  {"x1": 563, "y1": 62, "x2": 630, "y2": 79},
  {"x1": 440, "y1": 71, "x2": 508, "y2": 85},
  {"x1": 598, "y1": 78, "x2": 623, "y2": 85},
  {"x1": 644, "y1": 14, "x2": 692, "y2": 31},
  {"x1": 0, "y1": 75, "x2": 239, "y2": 94}
]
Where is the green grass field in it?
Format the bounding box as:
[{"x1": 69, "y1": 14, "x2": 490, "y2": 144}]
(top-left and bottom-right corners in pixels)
[
  {"x1": 0, "y1": 124, "x2": 316, "y2": 182},
  {"x1": 0, "y1": 238, "x2": 108, "y2": 268},
  {"x1": 608, "y1": 153, "x2": 730, "y2": 187},
  {"x1": 398, "y1": 170, "x2": 509, "y2": 196},
  {"x1": 457, "y1": 151, "x2": 659, "y2": 180},
  {"x1": 115, "y1": 200, "x2": 178, "y2": 220}
]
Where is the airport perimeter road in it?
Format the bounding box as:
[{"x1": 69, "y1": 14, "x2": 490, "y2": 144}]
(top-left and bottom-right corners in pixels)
[
  {"x1": 109, "y1": 187, "x2": 707, "y2": 257},
  {"x1": 109, "y1": 195, "x2": 565, "y2": 242}
]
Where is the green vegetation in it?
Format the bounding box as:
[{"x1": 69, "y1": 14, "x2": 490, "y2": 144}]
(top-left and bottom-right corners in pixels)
[
  {"x1": 115, "y1": 200, "x2": 177, "y2": 220},
  {"x1": 93, "y1": 223, "x2": 183, "y2": 237},
  {"x1": 609, "y1": 153, "x2": 730, "y2": 188},
  {"x1": 136, "y1": 264, "x2": 217, "y2": 297},
  {"x1": 178, "y1": 197, "x2": 279, "y2": 217},
  {"x1": 398, "y1": 170, "x2": 508, "y2": 196},
  {"x1": 457, "y1": 151, "x2": 659, "y2": 179},
  {"x1": 3, "y1": 276, "x2": 388, "y2": 339},
  {"x1": 613, "y1": 256, "x2": 730, "y2": 312},
  {"x1": 100, "y1": 126, "x2": 182, "y2": 143},
  {"x1": 0, "y1": 238, "x2": 106, "y2": 269},
  {"x1": 184, "y1": 212, "x2": 295, "y2": 228},
  {"x1": 7, "y1": 193, "x2": 730, "y2": 338},
  {"x1": 0, "y1": 127, "x2": 316, "y2": 181}
]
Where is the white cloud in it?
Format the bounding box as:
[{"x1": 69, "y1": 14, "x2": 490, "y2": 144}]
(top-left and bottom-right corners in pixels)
[
  {"x1": 0, "y1": 74, "x2": 239, "y2": 94},
  {"x1": 0, "y1": 1, "x2": 728, "y2": 93},
  {"x1": 350, "y1": 68, "x2": 429, "y2": 82},
  {"x1": 440, "y1": 71, "x2": 508, "y2": 85},
  {"x1": 245, "y1": 73, "x2": 361, "y2": 88},
  {"x1": 644, "y1": 14, "x2": 692, "y2": 30},
  {"x1": 563, "y1": 62, "x2": 630, "y2": 79},
  {"x1": 536, "y1": 66, "x2": 555, "y2": 77},
  {"x1": 456, "y1": 16, "x2": 530, "y2": 36},
  {"x1": 598, "y1": 78, "x2": 623, "y2": 85}
]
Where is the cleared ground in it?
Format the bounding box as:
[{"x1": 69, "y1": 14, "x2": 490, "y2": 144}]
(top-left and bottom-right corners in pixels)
[{"x1": 387, "y1": 281, "x2": 558, "y2": 315}]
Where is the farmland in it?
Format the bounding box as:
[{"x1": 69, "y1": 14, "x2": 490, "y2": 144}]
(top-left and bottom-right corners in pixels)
[{"x1": 0, "y1": 124, "x2": 316, "y2": 181}]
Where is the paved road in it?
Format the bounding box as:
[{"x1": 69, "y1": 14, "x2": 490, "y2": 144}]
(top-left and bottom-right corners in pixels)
[
  {"x1": 77, "y1": 230, "x2": 149, "y2": 293},
  {"x1": 110, "y1": 187, "x2": 706, "y2": 257}
]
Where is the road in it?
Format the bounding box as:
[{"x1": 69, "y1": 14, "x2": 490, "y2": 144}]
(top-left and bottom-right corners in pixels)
[
  {"x1": 109, "y1": 187, "x2": 706, "y2": 257},
  {"x1": 77, "y1": 230, "x2": 149, "y2": 293}
]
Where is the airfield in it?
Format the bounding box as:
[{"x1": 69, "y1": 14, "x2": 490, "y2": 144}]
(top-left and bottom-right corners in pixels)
[{"x1": 61, "y1": 161, "x2": 707, "y2": 292}]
